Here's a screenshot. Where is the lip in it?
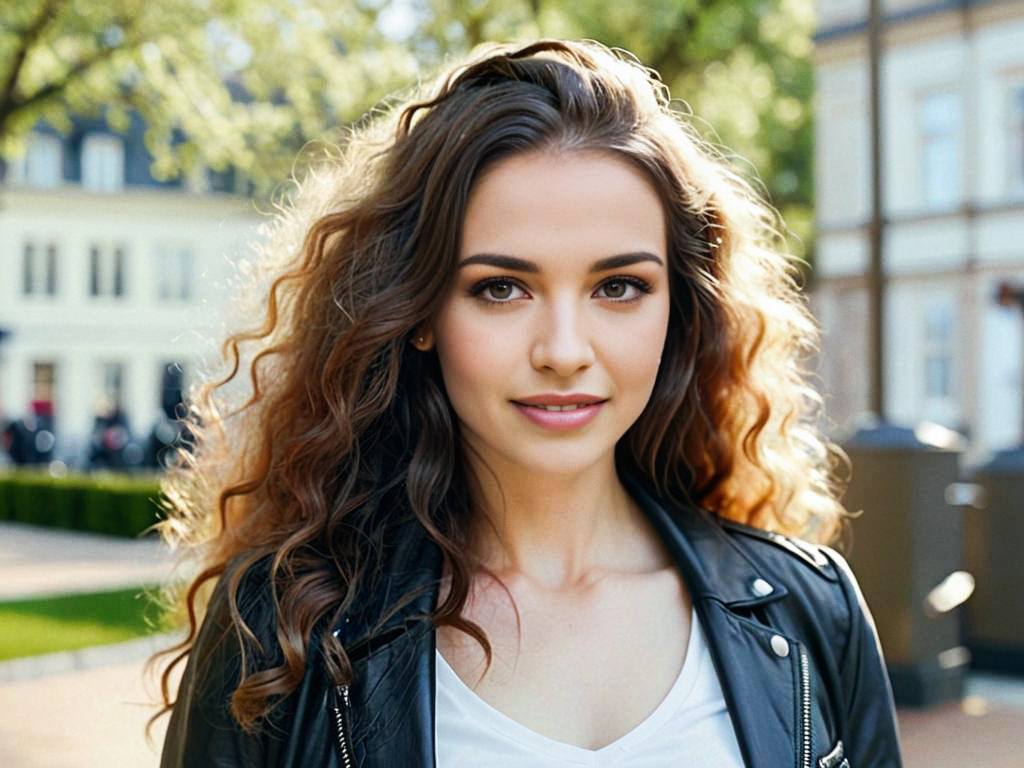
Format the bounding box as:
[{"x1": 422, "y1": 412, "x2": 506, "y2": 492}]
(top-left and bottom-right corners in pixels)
[
  {"x1": 512, "y1": 393, "x2": 606, "y2": 406},
  {"x1": 511, "y1": 396, "x2": 607, "y2": 432}
]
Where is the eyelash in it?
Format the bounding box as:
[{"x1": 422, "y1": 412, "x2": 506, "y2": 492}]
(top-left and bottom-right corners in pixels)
[{"x1": 469, "y1": 275, "x2": 653, "y2": 306}]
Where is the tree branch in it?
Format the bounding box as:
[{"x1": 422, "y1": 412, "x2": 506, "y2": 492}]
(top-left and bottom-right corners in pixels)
[
  {"x1": 0, "y1": 0, "x2": 65, "y2": 126},
  {"x1": 0, "y1": 10, "x2": 142, "y2": 138},
  {"x1": 0, "y1": 41, "x2": 121, "y2": 129}
]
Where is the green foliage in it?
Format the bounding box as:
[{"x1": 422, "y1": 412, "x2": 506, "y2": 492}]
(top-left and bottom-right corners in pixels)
[
  {"x1": 0, "y1": 0, "x2": 814, "y2": 259},
  {"x1": 0, "y1": 585, "x2": 163, "y2": 659},
  {"x1": 0, "y1": 469, "x2": 163, "y2": 538},
  {"x1": 0, "y1": 0, "x2": 421, "y2": 188}
]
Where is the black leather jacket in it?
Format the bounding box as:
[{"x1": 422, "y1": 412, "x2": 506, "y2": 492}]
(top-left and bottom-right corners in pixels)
[{"x1": 162, "y1": 468, "x2": 903, "y2": 768}]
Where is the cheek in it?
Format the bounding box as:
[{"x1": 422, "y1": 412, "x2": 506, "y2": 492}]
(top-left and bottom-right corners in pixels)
[
  {"x1": 610, "y1": 302, "x2": 670, "y2": 381},
  {"x1": 433, "y1": 305, "x2": 511, "y2": 409}
]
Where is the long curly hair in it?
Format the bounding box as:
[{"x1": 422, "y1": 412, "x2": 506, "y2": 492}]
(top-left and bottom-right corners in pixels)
[{"x1": 147, "y1": 38, "x2": 850, "y2": 735}]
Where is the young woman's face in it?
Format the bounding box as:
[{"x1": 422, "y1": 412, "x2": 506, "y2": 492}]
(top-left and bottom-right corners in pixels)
[{"x1": 428, "y1": 149, "x2": 671, "y2": 477}]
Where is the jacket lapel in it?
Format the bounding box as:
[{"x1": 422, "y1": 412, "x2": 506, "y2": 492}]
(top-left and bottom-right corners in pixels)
[
  {"x1": 331, "y1": 515, "x2": 443, "y2": 768},
  {"x1": 349, "y1": 621, "x2": 436, "y2": 768},
  {"x1": 695, "y1": 600, "x2": 804, "y2": 768},
  {"x1": 620, "y1": 469, "x2": 800, "y2": 768}
]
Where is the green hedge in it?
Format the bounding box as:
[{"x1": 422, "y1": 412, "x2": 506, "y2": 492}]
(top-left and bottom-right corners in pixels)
[{"x1": 0, "y1": 470, "x2": 164, "y2": 538}]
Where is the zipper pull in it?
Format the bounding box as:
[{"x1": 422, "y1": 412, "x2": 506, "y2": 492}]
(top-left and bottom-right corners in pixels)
[{"x1": 329, "y1": 683, "x2": 355, "y2": 768}]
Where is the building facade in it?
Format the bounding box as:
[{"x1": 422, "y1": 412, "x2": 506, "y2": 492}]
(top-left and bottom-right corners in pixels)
[
  {"x1": 0, "y1": 121, "x2": 260, "y2": 466},
  {"x1": 812, "y1": 0, "x2": 1024, "y2": 466}
]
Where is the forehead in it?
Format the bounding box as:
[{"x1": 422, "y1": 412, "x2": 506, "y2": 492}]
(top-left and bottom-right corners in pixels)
[{"x1": 460, "y1": 150, "x2": 667, "y2": 265}]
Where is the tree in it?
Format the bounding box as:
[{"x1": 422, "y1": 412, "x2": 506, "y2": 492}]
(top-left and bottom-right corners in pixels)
[
  {"x1": 0, "y1": 0, "x2": 421, "y2": 188},
  {"x1": 1, "y1": 0, "x2": 814, "y2": 256}
]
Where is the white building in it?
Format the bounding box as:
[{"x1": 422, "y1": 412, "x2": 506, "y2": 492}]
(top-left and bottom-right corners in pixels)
[
  {"x1": 812, "y1": 0, "x2": 1024, "y2": 466},
  {"x1": 0, "y1": 122, "x2": 261, "y2": 465}
]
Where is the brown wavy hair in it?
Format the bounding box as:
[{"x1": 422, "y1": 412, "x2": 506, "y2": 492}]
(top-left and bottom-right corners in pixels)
[{"x1": 147, "y1": 37, "x2": 850, "y2": 736}]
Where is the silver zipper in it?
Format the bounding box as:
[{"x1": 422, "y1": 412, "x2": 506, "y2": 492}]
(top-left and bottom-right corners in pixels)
[
  {"x1": 330, "y1": 683, "x2": 354, "y2": 768},
  {"x1": 799, "y1": 648, "x2": 812, "y2": 768}
]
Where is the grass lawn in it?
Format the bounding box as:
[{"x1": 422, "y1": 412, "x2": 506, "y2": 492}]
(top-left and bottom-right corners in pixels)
[{"x1": 0, "y1": 586, "x2": 164, "y2": 660}]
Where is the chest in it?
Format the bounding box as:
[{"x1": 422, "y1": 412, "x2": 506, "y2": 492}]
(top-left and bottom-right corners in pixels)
[
  {"x1": 332, "y1": 585, "x2": 851, "y2": 768},
  {"x1": 435, "y1": 569, "x2": 692, "y2": 750}
]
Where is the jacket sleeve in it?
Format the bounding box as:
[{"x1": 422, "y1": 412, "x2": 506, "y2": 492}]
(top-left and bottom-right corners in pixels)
[
  {"x1": 821, "y1": 546, "x2": 904, "y2": 768},
  {"x1": 160, "y1": 566, "x2": 286, "y2": 768}
]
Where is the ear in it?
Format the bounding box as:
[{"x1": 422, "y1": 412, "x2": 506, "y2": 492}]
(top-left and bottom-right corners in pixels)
[{"x1": 411, "y1": 327, "x2": 434, "y2": 351}]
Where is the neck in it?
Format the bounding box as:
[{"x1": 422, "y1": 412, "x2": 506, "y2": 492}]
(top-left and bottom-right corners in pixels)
[{"x1": 463, "y1": 450, "x2": 667, "y2": 590}]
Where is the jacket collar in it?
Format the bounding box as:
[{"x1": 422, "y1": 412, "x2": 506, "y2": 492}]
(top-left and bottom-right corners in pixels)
[
  {"x1": 335, "y1": 464, "x2": 787, "y2": 650},
  {"x1": 619, "y1": 466, "x2": 789, "y2": 607}
]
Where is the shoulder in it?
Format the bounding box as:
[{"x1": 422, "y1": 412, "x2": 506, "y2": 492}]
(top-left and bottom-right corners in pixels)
[
  {"x1": 719, "y1": 519, "x2": 874, "y2": 649},
  {"x1": 720, "y1": 519, "x2": 857, "y2": 633},
  {"x1": 162, "y1": 555, "x2": 292, "y2": 768},
  {"x1": 188, "y1": 553, "x2": 282, "y2": 688},
  {"x1": 719, "y1": 518, "x2": 838, "y2": 581}
]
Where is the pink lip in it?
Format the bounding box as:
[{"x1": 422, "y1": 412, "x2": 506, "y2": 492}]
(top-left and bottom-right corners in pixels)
[
  {"x1": 514, "y1": 393, "x2": 605, "y2": 406},
  {"x1": 512, "y1": 400, "x2": 606, "y2": 431}
]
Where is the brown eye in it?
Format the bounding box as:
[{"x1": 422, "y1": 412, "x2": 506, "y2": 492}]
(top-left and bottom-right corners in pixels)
[
  {"x1": 488, "y1": 282, "x2": 514, "y2": 300},
  {"x1": 603, "y1": 280, "x2": 627, "y2": 299},
  {"x1": 471, "y1": 278, "x2": 528, "y2": 304},
  {"x1": 594, "y1": 276, "x2": 652, "y2": 303}
]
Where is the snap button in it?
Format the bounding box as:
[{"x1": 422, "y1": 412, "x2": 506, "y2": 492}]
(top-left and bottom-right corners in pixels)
[
  {"x1": 770, "y1": 634, "x2": 790, "y2": 657},
  {"x1": 751, "y1": 578, "x2": 774, "y2": 597}
]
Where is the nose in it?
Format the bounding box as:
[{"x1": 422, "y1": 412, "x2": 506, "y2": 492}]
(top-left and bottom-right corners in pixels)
[{"x1": 529, "y1": 297, "x2": 595, "y2": 376}]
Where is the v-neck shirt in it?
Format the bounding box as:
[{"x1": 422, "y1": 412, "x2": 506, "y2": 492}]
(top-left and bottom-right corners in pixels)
[{"x1": 434, "y1": 603, "x2": 745, "y2": 766}]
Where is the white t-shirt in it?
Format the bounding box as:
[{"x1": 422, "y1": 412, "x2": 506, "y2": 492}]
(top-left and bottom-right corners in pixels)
[{"x1": 434, "y1": 604, "x2": 745, "y2": 767}]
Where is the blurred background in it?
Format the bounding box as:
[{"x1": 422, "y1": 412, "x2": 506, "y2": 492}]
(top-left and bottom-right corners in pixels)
[{"x1": 1, "y1": 0, "x2": 1022, "y2": 765}]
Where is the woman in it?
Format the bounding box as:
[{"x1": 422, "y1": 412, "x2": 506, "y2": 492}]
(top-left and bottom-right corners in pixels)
[{"x1": 153, "y1": 38, "x2": 902, "y2": 768}]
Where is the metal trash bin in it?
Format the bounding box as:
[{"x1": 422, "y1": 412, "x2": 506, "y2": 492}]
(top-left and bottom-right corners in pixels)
[
  {"x1": 968, "y1": 447, "x2": 1024, "y2": 674},
  {"x1": 840, "y1": 421, "x2": 972, "y2": 707}
]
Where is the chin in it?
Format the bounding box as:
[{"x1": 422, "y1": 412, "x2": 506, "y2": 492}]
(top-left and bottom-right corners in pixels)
[{"x1": 499, "y1": 440, "x2": 616, "y2": 477}]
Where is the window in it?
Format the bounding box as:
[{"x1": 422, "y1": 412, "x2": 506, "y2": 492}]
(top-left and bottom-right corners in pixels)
[
  {"x1": 30, "y1": 361, "x2": 57, "y2": 446},
  {"x1": 8, "y1": 133, "x2": 62, "y2": 187},
  {"x1": 155, "y1": 246, "x2": 195, "y2": 301},
  {"x1": 100, "y1": 361, "x2": 126, "y2": 411},
  {"x1": 917, "y1": 91, "x2": 960, "y2": 209},
  {"x1": 923, "y1": 303, "x2": 955, "y2": 400},
  {"x1": 1010, "y1": 82, "x2": 1024, "y2": 194},
  {"x1": 81, "y1": 133, "x2": 124, "y2": 192},
  {"x1": 22, "y1": 241, "x2": 58, "y2": 296},
  {"x1": 89, "y1": 244, "x2": 127, "y2": 298},
  {"x1": 32, "y1": 361, "x2": 56, "y2": 403}
]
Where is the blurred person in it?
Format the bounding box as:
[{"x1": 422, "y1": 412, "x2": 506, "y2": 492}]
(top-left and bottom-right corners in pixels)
[
  {"x1": 153, "y1": 39, "x2": 902, "y2": 768},
  {"x1": 30, "y1": 399, "x2": 56, "y2": 463},
  {"x1": 3, "y1": 400, "x2": 55, "y2": 466},
  {"x1": 145, "y1": 364, "x2": 190, "y2": 469},
  {"x1": 0, "y1": 412, "x2": 10, "y2": 468},
  {"x1": 1, "y1": 413, "x2": 31, "y2": 465},
  {"x1": 88, "y1": 397, "x2": 132, "y2": 469}
]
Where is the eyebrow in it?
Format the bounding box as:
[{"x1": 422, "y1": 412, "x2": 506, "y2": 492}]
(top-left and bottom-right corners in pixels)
[{"x1": 458, "y1": 251, "x2": 664, "y2": 273}]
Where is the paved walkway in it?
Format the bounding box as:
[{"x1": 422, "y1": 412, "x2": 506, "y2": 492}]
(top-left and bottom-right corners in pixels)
[
  {"x1": 0, "y1": 650, "x2": 182, "y2": 768},
  {"x1": 0, "y1": 521, "x2": 179, "y2": 600},
  {"x1": 899, "y1": 695, "x2": 1024, "y2": 766},
  {"x1": 1, "y1": 523, "x2": 1023, "y2": 766}
]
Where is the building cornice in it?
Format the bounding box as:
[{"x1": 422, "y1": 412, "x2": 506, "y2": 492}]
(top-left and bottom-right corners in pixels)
[
  {"x1": 813, "y1": 0, "x2": 1024, "y2": 62},
  {"x1": 817, "y1": 199, "x2": 1024, "y2": 235},
  {"x1": 812, "y1": 258, "x2": 1024, "y2": 286},
  {"x1": 0, "y1": 183, "x2": 257, "y2": 219}
]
